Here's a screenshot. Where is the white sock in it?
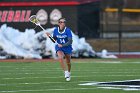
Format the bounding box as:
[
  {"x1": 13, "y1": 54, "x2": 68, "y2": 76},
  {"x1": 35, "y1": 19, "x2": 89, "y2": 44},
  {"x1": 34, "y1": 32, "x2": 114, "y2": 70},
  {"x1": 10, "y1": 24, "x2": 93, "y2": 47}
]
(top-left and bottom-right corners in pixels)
[{"x1": 64, "y1": 70, "x2": 68, "y2": 74}]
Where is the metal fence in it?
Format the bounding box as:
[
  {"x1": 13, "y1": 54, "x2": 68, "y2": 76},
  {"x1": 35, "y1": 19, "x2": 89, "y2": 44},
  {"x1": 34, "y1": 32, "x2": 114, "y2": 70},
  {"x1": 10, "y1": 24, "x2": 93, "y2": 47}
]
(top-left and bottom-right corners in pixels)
[
  {"x1": 100, "y1": 0, "x2": 140, "y2": 38},
  {"x1": 99, "y1": 0, "x2": 140, "y2": 52}
]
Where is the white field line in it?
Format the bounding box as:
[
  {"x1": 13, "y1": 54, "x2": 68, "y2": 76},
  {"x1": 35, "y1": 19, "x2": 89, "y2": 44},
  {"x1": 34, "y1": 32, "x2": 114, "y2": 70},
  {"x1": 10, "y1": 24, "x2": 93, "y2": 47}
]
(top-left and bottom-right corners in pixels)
[
  {"x1": 79, "y1": 79, "x2": 140, "y2": 83},
  {"x1": 0, "y1": 69, "x2": 61, "y2": 71},
  {"x1": 0, "y1": 72, "x2": 60, "y2": 75},
  {"x1": 2, "y1": 76, "x2": 63, "y2": 80},
  {"x1": 73, "y1": 61, "x2": 122, "y2": 63},
  {"x1": 2, "y1": 67, "x2": 60, "y2": 69},
  {"x1": 74, "y1": 61, "x2": 140, "y2": 64},
  {"x1": 0, "y1": 61, "x2": 139, "y2": 67},
  {"x1": 0, "y1": 68, "x2": 140, "y2": 73},
  {"x1": 0, "y1": 81, "x2": 78, "y2": 86},
  {"x1": 0, "y1": 88, "x2": 97, "y2": 92},
  {"x1": 0, "y1": 61, "x2": 139, "y2": 68},
  {"x1": 0, "y1": 71, "x2": 139, "y2": 75},
  {"x1": 0, "y1": 65, "x2": 59, "y2": 67},
  {"x1": 0, "y1": 67, "x2": 61, "y2": 70},
  {"x1": 2, "y1": 75, "x2": 140, "y2": 80},
  {"x1": 73, "y1": 60, "x2": 140, "y2": 64},
  {"x1": 0, "y1": 67, "x2": 140, "y2": 72},
  {"x1": 91, "y1": 72, "x2": 139, "y2": 74},
  {"x1": 0, "y1": 69, "x2": 62, "y2": 72},
  {"x1": 132, "y1": 62, "x2": 140, "y2": 63},
  {"x1": 2, "y1": 79, "x2": 140, "y2": 86},
  {"x1": 0, "y1": 61, "x2": 140, "y2": 70},
  {"x1": 98, "y1": 86, "x2": 140, "y2": 91}
]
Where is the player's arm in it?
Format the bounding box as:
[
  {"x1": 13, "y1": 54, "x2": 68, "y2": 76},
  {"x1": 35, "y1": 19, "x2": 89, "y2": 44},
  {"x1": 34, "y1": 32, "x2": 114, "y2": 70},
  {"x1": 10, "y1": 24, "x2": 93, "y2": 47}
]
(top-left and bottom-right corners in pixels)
[
  {"x1": 62, "y1": 37, "x2": 72, "y2": 47},
  {"x1": 61, "y1": 29, "x2": 73, "y2": 47}
]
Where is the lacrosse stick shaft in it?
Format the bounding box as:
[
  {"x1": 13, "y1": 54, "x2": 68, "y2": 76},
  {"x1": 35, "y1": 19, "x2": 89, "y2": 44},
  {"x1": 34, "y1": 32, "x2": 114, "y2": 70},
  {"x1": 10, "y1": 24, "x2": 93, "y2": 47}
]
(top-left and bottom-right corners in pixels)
[
  {"x1": 38, "y1": 24, "x2": 45, "y2": 31},
  {"x1": 38, "y1": 25, "x2": 56, "y2": 43}
]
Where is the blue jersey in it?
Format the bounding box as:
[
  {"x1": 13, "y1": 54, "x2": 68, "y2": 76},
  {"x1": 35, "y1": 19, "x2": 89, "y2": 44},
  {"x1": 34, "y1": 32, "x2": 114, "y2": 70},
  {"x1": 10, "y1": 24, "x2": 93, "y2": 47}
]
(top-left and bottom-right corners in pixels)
[{"x1": 53, "y1": 27, "x2": 73, "y2": 54}]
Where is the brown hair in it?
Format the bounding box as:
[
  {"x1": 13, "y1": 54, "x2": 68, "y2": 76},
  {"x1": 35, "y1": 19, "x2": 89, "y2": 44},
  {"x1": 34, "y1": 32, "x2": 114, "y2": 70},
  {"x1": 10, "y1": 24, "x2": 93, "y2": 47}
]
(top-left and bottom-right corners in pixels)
[{"x1": 58, "y1": 17, "x2": 66, "y2": 22}]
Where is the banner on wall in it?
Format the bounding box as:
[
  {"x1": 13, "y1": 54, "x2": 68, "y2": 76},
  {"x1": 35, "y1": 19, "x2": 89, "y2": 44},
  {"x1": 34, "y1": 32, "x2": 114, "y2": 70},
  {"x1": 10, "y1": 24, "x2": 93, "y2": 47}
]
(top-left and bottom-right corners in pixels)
[{"x1": 0, "y1": 6, "x2": 77, "y2": 32}]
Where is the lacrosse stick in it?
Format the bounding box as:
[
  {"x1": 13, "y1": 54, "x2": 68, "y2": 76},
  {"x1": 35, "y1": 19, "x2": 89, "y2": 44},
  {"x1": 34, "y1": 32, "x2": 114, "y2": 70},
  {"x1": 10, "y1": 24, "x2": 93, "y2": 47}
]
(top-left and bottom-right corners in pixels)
[{"x1": 29, "y1": 15, "x2": 56, "y2": 43}]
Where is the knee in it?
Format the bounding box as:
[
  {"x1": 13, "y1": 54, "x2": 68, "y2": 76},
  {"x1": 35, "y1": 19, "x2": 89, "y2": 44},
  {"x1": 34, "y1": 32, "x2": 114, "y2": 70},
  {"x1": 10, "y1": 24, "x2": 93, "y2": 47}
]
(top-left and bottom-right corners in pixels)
[
  {"x1": 67, "y1": 62, "x2": 71, "y2": 65},
  {"x1": 57, "y1": 51, "x2": 64, "y2": 60},
  {"x1": 58, "y1": 55, "x2": 64, "y2": 60}
]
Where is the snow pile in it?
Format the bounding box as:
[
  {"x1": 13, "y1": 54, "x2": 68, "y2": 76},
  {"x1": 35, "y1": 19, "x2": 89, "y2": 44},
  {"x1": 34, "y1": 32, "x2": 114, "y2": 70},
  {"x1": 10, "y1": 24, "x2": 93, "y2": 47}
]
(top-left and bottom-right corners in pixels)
[
  {"x1": 101, "y1": 49, "x2": 118, "y2": 58},
  {"x1": 0, "y1": 24, "x2": 96, "y2": 59}
]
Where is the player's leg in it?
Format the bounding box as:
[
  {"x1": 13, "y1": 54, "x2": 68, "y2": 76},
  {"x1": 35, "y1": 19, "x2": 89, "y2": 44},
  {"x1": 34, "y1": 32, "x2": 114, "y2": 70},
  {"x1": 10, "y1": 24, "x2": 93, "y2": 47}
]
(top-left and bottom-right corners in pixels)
[
  {"x1": 57, "y1": 51, "x2": 66, "y2": 71},
  {"x1": 57, "y1": 51, "x2": 70, "y2": 81},
  {"x1": 65, "y1": 54, "x2": 71, "y2": 72},
  {"x1": 65, "y1": 54, "x2": 71, "y2": 81}
]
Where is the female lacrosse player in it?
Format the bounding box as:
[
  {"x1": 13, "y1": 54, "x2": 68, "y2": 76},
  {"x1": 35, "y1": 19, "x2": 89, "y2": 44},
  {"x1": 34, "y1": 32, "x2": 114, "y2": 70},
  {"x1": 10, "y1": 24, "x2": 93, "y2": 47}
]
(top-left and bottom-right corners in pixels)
[{"x1": 46, "y1": 18, "x2": 73, "y2": 81}]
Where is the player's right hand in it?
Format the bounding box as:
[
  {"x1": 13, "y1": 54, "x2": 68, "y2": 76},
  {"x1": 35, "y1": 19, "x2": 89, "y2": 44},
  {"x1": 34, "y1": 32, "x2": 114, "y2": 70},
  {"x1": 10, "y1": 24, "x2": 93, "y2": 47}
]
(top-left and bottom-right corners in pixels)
[{"x1": 46, "y1": 32, "x2": 50, "y2": 37}]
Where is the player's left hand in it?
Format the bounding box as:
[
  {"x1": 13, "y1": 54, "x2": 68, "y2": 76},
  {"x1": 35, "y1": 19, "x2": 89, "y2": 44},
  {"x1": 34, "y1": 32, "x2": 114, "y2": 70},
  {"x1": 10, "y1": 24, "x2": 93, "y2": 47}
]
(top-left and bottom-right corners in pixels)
[{"x1": 58, "y1": 44, "x2": 63, "y2": 48}]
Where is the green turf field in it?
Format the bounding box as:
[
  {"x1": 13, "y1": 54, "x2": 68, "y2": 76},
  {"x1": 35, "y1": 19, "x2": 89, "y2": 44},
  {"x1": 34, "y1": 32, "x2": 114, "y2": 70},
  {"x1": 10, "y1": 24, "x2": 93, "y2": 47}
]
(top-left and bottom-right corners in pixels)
[{"x1": 0, "y1": 58, "x2": 140, "y2": 93}]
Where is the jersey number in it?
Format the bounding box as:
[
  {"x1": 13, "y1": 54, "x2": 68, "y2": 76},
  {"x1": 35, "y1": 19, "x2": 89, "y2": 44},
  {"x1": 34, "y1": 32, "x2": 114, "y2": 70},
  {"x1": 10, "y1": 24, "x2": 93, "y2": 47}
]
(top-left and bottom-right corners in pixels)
[{"x1": 60, "y1": 39, "x2": 65, "y2": 43}]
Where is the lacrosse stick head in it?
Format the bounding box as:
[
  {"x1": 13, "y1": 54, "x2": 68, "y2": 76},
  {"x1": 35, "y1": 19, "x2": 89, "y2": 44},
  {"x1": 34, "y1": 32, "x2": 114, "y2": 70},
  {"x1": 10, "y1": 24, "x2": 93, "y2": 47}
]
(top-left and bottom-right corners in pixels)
[{"x1": 29, "y1": 15, "x2": 40, "y2": 25}]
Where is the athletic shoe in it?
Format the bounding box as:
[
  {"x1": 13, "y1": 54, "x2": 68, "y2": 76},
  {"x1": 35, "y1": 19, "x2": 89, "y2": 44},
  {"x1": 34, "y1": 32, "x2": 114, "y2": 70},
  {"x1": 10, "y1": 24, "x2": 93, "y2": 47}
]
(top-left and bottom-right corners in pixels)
[
  {"x1": 64, "y1": 71, "x2": 68, "y2": 78},
  {"x1": 64, "y1": 71, "x2": 71, "y2": 81},
  {"x1": 66, "y1": 77, "x2": 70, "y2": 81}
]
